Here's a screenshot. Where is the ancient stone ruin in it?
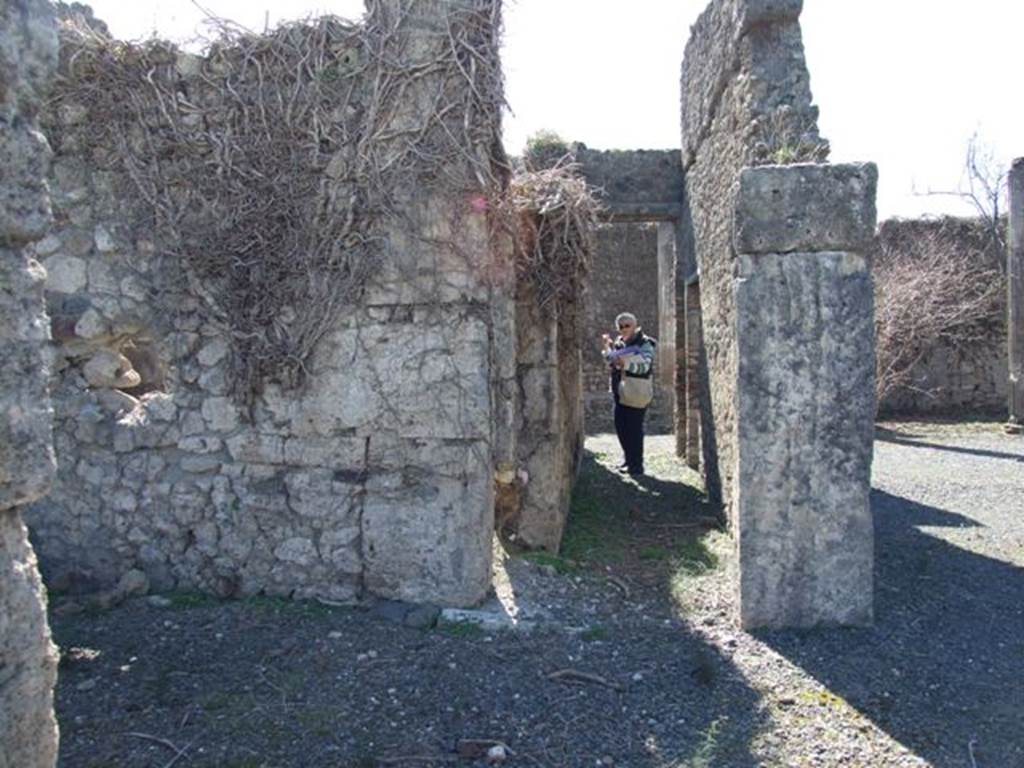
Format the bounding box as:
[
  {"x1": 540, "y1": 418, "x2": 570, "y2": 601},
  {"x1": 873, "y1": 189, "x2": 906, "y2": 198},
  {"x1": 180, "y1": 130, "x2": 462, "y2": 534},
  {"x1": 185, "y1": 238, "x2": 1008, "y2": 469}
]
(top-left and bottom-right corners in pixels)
[
  {"x1": 0, "y1": 1, "x2": 61, "y2": 765},
  {"x1": 2, "y1": 6, "x2": 885, "y2": 722},
  {"x1": 25, "y1": 0, "x2": 594, "y2": 610},
  {"x1": 875, "y1": 218, "x2": 1009, "y2": 416},
  {"x1": 679, "y1": 0, "x2": 877, "y2": 628}
]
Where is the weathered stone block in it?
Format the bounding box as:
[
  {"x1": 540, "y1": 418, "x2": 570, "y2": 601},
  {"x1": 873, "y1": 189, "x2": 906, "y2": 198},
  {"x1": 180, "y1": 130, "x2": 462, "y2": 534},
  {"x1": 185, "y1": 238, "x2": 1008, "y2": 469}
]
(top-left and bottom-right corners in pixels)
[
  {"x1": 733, "y1": 163, "x2": 877, "y2": 255},
  {"x1": 734, "y1": 251, "x2": 874, "y2": 628},
  {"x1": 42, "y1": 253, "x2": 86, "y2": 293},
  {"x1": 0, "y1": 254, "x2": 56, "y2": 509},
  {"x1": 362, "y1": 439, "x2": 492, "y2": 606},
  {"x1": 83, "y1": 348, "x2": 139, "y2": 388},
  {"x1": 0, "y1": 3, "x2": 60, "y2": 765},
  {"x1": 0, "y1": 512, "x2": 59, "y2": 768}
]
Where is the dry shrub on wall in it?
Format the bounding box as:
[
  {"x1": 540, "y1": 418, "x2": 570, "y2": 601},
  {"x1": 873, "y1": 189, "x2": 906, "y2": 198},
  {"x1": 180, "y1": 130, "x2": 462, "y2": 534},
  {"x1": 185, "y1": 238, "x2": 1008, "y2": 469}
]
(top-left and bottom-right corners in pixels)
[
  {"x1": 508, "y1": 164, "x2": 601, "y2": 331},
  {"x1": 874, "y1": 218, "x2": 1006, "y2": 407},
  {"x1": 49, "y1": 0, "x2": 507, "y2": 407}
]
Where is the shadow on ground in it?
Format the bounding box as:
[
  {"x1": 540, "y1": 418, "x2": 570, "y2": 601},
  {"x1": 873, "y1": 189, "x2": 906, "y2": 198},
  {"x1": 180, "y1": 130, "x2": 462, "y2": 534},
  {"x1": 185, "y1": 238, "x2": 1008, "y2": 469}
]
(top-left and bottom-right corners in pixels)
[
  {"x1": 757, "y1": 489, "x2": 1024, "y2": 767},
  {"x1": 51, "y1": 443, "x2": 767, "y2": 768},
  {"x1": 529, "y1": 445, "x2": 769, "y2": 766},
  {"x1": 876, "y1": 428, "x2": 1024, "y2": 463}
]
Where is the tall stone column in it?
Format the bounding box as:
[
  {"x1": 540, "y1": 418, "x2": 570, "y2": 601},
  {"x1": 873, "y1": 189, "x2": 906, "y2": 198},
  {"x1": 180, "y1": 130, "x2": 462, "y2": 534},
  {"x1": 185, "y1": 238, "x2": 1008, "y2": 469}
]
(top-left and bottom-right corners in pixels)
[
  {"x1": 732, "y1": 163, "x2": 877, "y2": 630},
  {"x1": 656, "y1": 222, "x2": 678, "y2": 399},
  {"x1": 683, "y1": 279, "x2": 702, "y2": 470},
  {"x1": 1008, "y1": 159, "x2": 1024, "y2": 432},
  {"x1": 0, "y1": 1, "x2": 60, "y2": 766}
]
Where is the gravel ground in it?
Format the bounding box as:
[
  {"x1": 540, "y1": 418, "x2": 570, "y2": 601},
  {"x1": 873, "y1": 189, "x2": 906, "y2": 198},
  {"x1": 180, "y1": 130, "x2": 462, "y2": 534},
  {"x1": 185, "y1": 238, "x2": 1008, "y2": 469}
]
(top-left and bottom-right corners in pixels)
[{"x1": 50, "y1": 422, "x2": 1023, "y2": 767}]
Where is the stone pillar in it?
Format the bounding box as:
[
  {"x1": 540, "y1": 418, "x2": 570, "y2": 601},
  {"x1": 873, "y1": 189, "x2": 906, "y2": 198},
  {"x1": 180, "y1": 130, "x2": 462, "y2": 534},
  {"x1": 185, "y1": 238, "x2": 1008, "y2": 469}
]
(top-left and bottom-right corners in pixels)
[
  {"x1": 656, "y1": 222, "x2": 678, "y2": 399},
  {"x1": 509, "y1": 289, "x2": 579, "y2": 551},
  {"x1": 1008, "y1": 159, "x2": 1024, "y2": 432},
  {"x1": 683, "y1": 279, "x2": 702, "y2": 470},
  {"x1": 0, "y1": 1, "x2": 60, "y2": 765},
  {"x1": 674, "y1": 209, "x2": 696, "y2": 460},
  {"x1": 732, "y1": 163, "x2": 877, "y2": 630}
]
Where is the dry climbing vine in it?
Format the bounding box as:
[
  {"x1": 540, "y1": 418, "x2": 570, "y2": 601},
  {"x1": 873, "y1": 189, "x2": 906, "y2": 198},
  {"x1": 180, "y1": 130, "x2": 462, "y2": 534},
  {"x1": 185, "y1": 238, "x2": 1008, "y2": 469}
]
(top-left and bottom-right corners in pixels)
[
  {"x1": 507, "y1": 162, "x2": 600, "y2": 328},
  {"x1": 50, "y1": 0, "x2": 508, "y2": 406}
]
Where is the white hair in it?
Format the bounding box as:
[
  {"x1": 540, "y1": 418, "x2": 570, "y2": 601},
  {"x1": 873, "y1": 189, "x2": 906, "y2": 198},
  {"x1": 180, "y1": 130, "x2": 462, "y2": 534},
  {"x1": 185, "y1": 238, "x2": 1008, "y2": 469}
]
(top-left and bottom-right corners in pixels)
[{"x1": 615, "y1": 312, "x2": 638, "y2": 326}]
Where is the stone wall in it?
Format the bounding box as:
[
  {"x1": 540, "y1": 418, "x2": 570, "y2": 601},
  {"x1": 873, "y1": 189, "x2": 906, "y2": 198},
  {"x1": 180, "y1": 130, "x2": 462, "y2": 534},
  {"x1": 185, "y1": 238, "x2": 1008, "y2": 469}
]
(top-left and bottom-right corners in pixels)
[
  {"x1": 575, "y1": 147, "x2": 684, "y2": 221},
  {"x1": 681, "y1": 0, "x2": 876, "y2": 628},
  {"x1": 0, "y1": 1, "x2": 61, "y2": 766},
  {"x1": 26, "y1": 1, "x2": 515, "y2": 608},
  {"x1": 1011, "y1": 160, "x2": 1024, "y2": 428},
  {"x1": 880, "y1": 341, "x2": 1007, "y2": 416},
  {"x1": 680, "y1": 0, "x2": 826, "y2": 512},
  {"x1": 504, "y1": 287, "x2": 583, "y2": 550},
  {"x1": 876, "y1": 218, "x2": 1008, "y2": 416}
]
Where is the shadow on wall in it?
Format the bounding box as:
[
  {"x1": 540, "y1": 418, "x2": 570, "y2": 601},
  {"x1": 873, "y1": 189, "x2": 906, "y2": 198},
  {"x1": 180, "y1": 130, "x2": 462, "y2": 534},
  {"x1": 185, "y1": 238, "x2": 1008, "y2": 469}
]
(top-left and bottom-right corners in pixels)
[{"x1": 757, "y1": 489, "x2": 1024, "y2": 767}]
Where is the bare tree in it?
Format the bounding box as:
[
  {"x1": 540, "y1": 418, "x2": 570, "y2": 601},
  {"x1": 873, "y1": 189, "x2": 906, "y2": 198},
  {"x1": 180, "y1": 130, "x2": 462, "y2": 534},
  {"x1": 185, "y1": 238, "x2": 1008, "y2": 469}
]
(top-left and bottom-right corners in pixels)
[
  {"x1": 874, "y1": 220, "x2": 1006, "y2": 409},
  {"x1": 924, "y1": 131, "x2": 1009, "y2": 261}
]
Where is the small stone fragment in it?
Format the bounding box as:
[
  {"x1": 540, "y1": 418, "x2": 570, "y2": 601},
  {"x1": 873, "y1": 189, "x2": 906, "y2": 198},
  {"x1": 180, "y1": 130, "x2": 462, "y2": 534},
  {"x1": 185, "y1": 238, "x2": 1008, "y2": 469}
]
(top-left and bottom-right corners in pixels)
[
  {"x1": 83, "y1": 349, "x2": 140, "y2": 389},
  {"x1": 43, "y1": 255, "x2": 87, "y2": 293},
  {"x1": 404, "y1": 604, "x2": 440, "y2": 629},
  {"x1": 93, "y1": 388, "x2": 138, "y2": 415},
  {"x1": 116, "y1": 569, "x2": 149, "y2": 598},
  {"x1": 487, "y1": 745, "x2": 507, "y2": 764}
]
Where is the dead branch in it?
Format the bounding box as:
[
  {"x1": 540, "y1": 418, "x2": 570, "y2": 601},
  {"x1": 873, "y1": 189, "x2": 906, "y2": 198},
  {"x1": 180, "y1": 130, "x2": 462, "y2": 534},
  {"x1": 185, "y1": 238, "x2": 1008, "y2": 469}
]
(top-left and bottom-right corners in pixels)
[
  {"x1": 546, "y1": 668, "x2": 624, "y2": 692},
  {"x1": 125, "y1": 732, "x2": 191, "y2": 768}
]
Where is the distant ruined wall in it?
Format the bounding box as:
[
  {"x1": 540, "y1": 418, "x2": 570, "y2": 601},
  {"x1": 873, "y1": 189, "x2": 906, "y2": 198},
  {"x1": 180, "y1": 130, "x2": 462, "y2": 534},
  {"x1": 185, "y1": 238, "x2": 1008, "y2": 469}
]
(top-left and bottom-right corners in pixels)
[
  {"x1": 0, "y1": 1, "x2": 61, "y2": 766},
  {"x1": 681, "y1": 0, "x2": 876, "y2": 628},
  {"x1": 576, "y1": 147, "x2": 686, "y2": 434},
  {"x1": 27, "y1": 0, "x2": 514, "y2": 607},
  {"x1": 583, "y1": 224, "x2": 660, "y2": 427}
]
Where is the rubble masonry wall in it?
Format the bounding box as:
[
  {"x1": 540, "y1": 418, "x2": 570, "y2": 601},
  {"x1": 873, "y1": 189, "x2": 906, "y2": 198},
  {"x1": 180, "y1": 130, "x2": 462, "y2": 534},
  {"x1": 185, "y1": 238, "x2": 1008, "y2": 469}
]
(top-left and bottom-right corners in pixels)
[
  {"x1": 0, "y1": 1, "x2": 61, "y2": 765},
  {"x1": 680, "y1": 0, "x2": 824, "y2": 514},
  {"x1": 26, "y1": 0, "x2": 514, "y2": 608},
  {"x1": 681, "y1": 0, "x2": 876, "y2": 628}
]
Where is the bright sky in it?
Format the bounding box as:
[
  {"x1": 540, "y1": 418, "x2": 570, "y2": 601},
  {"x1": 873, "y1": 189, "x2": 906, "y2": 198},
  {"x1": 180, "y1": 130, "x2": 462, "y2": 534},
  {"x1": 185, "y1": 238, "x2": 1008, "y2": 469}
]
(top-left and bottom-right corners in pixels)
[{"x1": 82, "y1": 0, "x2": 1022, "y2": 220}]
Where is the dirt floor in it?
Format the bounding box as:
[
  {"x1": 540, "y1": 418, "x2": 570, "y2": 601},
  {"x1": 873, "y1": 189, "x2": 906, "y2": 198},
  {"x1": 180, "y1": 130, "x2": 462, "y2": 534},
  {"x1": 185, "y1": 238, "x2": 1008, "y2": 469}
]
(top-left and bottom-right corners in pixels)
[{"x1": 49, "y1": 422, "x2": 1024, "y2": 767}]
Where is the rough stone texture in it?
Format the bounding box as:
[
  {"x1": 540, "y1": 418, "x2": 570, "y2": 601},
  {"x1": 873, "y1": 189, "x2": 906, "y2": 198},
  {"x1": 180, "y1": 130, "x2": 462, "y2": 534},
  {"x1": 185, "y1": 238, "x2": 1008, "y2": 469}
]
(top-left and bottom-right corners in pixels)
[
  {"x1": 880, "y1": 345, "x2": 1008, "y2": 416},
  {"x1": 26, "y1": 1, "x2": 513, "y2": 608},
  {"x1": 680, "y1": 0, "x2": 825, "y2": 512},
  {"x1": 733, "y1": 163, "x2": 877, "y2": 255},
  {"x1": 0, "y1": 1, "x2": 61, "y2": 766},
  {"x1": 735, "y1": 249, "x2": 875, "y2": 629},
  {"x1": 575, "y1": 147, "x2": 684, "y2": 218},
  {"x1": 1009, "y1": 159, "x2": 1024, "y2": 427},
  {"x1": 656, "y1": 222, "x2": 677, "y2": 398},
  {"x1": 681, "y1": 279, "x2": 702, "y2": 469},
  {"x1": 0, "y1": 512, "x2": 59, "y2": 768},
  {"x1": 504, "y1": 284, "x2": 583, "y2": 551},
  {"x1": 682, "y1": 0, "x2": 875, "y2": 628}
]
